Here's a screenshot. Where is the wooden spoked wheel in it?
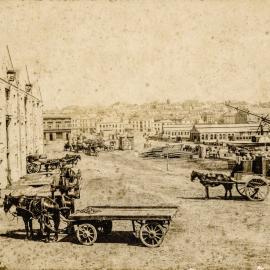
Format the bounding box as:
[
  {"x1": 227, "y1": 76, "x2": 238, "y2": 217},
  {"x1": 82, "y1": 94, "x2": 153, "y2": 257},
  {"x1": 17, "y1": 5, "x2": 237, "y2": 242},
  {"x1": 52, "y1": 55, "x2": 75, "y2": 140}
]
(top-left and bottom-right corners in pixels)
[
  {"x1": 27, "y1": 163, "x2": 40, "y2": 173},
  {"x1": 26, "y1": 163, "x2": 33, "y2": 173},
  {"x1": 235, "y1": 183, "x2": 247, "y2": 198},
  {"x1": 76, "y1": 223, "x2": 97, "y2": 246},
  {"x1": 245, "y1": 179, "x2": 270, "y2": 201},
  {"x1": 139, "y1": 222, "x2": 165, "y2": 248},
  {"x1": 32, "y1": 163, "x2": 41, "y2": 173}
]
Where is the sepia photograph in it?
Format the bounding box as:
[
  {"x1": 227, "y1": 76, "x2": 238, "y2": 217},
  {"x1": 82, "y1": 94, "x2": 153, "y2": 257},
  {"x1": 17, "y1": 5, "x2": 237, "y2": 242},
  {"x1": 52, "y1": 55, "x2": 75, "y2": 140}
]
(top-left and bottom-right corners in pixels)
[{"x1": 0, "y1": 0, "x2": 270, "y2": 269}]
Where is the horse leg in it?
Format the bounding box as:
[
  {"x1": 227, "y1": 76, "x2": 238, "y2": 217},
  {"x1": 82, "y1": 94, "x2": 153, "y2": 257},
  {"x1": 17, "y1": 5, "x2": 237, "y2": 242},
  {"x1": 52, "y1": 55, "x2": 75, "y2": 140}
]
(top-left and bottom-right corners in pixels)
[
  {"x1": 37, "y1": 221, "x2": 44, "y2": 239},
  {"x1": 29, "y1": 218, "x2": 34, "y2": 239},
  {"x1": 229, "y1": 185, "x2": 233, "y2": 199},
  {"x1": 205, "y1": 186, "x2": 209, "y2": 199},
  {"x1": 23, "y1": 217, "x2": 29, "y2": 240},
  {"x1": 43, "y1": 215, "x2": 50, "y2": 243},
  {"x1": 53, "y1": 211, "x2": 60, "y2": 242},
  {"x1": 224, "y1": 187, "x2": 228, "y2": 200}
]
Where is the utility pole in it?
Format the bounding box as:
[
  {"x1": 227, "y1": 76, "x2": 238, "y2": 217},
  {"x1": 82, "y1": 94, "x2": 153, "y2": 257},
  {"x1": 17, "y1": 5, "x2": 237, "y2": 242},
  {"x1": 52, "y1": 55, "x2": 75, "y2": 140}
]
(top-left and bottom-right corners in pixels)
[
  {"x1": 166, "y1": 143, "x2": 169, "y2": 171},
  {"x1": 25, "y1": 65, "x2": 30, "y2": 84},
  {"x1": 6, "y1": 45, "x2": 14, "y2": 70}
]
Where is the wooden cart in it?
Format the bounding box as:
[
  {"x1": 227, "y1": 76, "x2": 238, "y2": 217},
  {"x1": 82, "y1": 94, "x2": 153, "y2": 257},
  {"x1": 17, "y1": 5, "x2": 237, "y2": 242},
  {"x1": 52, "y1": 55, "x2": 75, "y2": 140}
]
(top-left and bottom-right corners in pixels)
[{"x1": 68, "y1": 205, "x2": 178, "y2": 248}]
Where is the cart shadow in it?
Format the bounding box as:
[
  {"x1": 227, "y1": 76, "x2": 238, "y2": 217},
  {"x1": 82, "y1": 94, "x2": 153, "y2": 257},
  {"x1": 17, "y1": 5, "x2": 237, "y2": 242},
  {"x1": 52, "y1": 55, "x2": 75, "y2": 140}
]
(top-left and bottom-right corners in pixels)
[
  {"x1": 178, "y1": 196, "x2": 247, "y2": 201},
  {"x1": 59, "y1": 231, "x2": 143, "y2": 247}
]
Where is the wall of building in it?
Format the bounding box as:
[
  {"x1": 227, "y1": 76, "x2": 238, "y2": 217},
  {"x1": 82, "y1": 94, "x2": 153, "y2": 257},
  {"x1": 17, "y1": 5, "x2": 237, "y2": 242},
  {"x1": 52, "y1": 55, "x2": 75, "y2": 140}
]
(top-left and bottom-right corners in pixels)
[
  {"x1": 0, "y1": 73, "x2": 43, "y2": 188},
  {"x1": 190, "y1": 124, "x2": 265, "y2": 143},
  {"x1": 163, "y1": 125, "x2": 192, "y2": 140},
  {"x1": 43, "y1": 115, "x2": 72, "y2": 142}
]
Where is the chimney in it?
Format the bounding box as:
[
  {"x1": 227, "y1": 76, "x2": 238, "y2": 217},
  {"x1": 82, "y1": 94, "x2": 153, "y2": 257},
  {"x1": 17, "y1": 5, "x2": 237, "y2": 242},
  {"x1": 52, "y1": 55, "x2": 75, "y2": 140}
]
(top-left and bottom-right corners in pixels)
[
  {"x1": 25, "y1": 83, "x2": 32, "y2": 93},
  {"x1": 7, "y1": 70, "x2": 16, "y2": 82}
]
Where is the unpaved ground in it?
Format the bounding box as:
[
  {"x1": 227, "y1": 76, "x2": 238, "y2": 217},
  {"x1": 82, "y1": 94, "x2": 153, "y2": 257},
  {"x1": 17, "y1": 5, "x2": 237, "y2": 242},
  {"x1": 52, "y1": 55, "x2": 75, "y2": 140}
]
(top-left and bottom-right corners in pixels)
[{"x1": 0, "y1": 144, "x2": 269, "y2": 270}]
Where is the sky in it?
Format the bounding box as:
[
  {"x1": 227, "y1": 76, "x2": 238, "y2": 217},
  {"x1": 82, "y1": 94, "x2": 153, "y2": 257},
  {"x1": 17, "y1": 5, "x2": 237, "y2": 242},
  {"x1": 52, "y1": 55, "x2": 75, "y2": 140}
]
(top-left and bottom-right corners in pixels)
[{"x1": 1, "y1": 0, "x2": 270, "y2": 109}]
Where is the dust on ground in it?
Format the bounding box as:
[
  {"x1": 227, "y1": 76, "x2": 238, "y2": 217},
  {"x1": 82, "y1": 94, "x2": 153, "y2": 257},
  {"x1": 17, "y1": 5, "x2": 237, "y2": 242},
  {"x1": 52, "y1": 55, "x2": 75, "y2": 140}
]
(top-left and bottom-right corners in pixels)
[{"x1": 0, "y1": 143, "x2": 269, "y2": 270}]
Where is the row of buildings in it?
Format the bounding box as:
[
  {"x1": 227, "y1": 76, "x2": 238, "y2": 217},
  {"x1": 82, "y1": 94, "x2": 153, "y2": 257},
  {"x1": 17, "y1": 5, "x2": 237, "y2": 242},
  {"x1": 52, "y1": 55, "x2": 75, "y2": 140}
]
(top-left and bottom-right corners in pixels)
[
  {"x1": 43, "y1": 111, "x2": 267, "y2": 144},
  {"x1": 0, "y1": 70, "x2": 43, "y2": 188}
]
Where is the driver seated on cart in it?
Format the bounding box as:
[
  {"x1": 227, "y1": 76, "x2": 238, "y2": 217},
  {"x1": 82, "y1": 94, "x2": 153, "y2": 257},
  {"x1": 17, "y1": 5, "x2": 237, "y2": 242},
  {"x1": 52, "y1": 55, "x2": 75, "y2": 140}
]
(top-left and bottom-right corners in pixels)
[{"x1": 51, "y1": 165, "x2": 81, "y2": 198}]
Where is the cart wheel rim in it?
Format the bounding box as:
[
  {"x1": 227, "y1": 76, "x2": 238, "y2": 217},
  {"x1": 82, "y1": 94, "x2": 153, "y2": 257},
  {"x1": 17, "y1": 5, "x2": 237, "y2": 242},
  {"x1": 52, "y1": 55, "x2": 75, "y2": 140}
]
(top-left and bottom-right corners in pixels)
[
  {"x1": 139, "y1": 222, "x2": 165, "y2": 248},
  {"x1": 245, "y1": 179, "x2": 270, "y2": 201},
  {"x1": 235, "y1": 183, "x2": 247, "y2": 198},
  {"x1": 76, "y1": 223, "x2": 97, "y2": 246}
]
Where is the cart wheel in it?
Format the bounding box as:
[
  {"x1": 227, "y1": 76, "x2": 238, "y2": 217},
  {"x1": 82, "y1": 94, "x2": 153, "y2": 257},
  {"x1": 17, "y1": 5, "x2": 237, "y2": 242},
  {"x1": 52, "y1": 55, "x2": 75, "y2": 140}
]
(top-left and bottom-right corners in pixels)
[
  {"x1": 235, "y1": 183, "x2": 247, "y2": 198},
  {"x1": 26, "y1": 163, "x2": 33, "y2": 173},
  {"x1": 33, "y1": 163, "x2": 41, "y2": 173},
  {"x1": 245, "y1": 178, "x2": 270, "y2": 201},
  {"x1": 76, "y1": 223, "x2": 97, "y2": 246},
  {"x1": 139, "y1": 222, "x2": 165, "y2": 248}
]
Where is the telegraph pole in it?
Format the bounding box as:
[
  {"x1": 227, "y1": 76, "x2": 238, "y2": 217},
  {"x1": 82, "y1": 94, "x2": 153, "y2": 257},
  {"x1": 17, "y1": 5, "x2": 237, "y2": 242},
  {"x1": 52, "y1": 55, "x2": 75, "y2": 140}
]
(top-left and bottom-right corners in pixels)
[{"x1": 166, "y1": 143, "x2": 169, "y2": 171}]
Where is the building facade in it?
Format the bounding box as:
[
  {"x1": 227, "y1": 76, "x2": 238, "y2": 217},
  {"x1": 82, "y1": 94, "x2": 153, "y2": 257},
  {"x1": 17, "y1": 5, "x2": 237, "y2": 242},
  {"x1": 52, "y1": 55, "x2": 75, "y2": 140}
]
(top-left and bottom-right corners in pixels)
[
  {"x1": 43, "y1": 114, "x2": 73, "y2": 141},
  {"x1": 129, "y1": 118, "x2": 154, "y2": 133},
  {"x1": 0, "y1": 71, "x2": 43, "y2": 188},
  {"x1": 162, "y1": 124, "x2": 193, "y2": 140},
  {"x1": 153, "y1": 119, "x2": 175, "y2": 135},
  {"x1": 190, "y1": 124, "x2": 267, "y2": 143}
]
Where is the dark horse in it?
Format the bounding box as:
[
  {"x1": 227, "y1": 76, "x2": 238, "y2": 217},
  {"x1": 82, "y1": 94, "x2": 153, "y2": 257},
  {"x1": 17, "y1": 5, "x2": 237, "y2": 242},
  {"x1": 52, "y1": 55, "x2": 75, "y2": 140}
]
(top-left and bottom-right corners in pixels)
[
  {"x1": 3, "y1": 194, "x2": 60, "y2": 242},
  {"x1": 62, "y1": 154, "x2": 81, "y2": 166},
  {"x1": 191, "y1": 170, "x2": 233, "y2": 199}
]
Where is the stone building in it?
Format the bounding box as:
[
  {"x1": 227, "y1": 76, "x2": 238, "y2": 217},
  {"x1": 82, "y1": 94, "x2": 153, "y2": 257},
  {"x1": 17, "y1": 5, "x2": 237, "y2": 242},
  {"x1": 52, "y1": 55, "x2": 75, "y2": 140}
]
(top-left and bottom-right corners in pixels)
[
  {"x1": 43, "y1": 113, "x2": 73, "y2": 141},
  {"x1": 162, "y1": 124, "x2": 193, "y2": 141},
  {"x1": 0, "y1": 70, "x2": 43, "y2": 188},
  {"x1": 71, "y1": 115, "x2": 97, "y2": 137},
  {"x1": 129, "y1": 117, "x2": 154, "y2": 133}
]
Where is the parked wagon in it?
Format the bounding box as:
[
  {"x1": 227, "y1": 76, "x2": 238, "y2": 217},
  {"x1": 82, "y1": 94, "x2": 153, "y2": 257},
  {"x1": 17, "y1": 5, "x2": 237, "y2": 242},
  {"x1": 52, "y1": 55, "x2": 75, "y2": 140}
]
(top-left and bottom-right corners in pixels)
[
  {"x1": 68, "y1": 205, "x2": 178, "y2": 248},
  {"x1": 27, "y1": 158, "x2": 63, "y2": 174}
]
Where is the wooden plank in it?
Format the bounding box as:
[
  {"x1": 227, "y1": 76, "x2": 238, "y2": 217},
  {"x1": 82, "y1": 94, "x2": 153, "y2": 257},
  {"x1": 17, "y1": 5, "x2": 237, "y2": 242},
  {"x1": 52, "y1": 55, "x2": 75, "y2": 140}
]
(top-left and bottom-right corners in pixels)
[
  {"x1": 69, "y1": 215, "x2": 174, "y2": 221},
  {"x1": 69, "y1": 206, "x2": 178, "y2": 221}
]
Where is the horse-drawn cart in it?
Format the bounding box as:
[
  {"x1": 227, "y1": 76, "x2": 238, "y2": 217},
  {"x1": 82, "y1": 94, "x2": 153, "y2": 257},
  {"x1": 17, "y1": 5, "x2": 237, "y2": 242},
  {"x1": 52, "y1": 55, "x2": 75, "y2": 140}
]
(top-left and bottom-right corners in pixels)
[
  {"x1": 191, "y1": 170, "x2": 270, "y2": 201},
  {"x1": 68, "y1": 205, "x2": 178, "y2": 248}
]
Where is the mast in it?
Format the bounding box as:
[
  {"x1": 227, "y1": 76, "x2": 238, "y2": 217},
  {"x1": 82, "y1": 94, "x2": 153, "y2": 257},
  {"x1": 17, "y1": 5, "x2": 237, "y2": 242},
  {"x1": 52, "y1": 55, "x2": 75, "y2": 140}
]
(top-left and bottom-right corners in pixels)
[
  {"x1": 225, "y1": 102, "x2": 270, "y2": 125},
  {"x1": 6, "y1": 45, "x2": 14, "y2": 70}
]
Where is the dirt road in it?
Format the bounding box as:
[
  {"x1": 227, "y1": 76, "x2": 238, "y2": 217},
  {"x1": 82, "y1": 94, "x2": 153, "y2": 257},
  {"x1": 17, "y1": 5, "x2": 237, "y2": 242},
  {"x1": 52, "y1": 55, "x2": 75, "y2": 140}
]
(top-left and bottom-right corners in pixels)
[{"x1": 0, "y1": 146, "x2": 269, "y2": 270}]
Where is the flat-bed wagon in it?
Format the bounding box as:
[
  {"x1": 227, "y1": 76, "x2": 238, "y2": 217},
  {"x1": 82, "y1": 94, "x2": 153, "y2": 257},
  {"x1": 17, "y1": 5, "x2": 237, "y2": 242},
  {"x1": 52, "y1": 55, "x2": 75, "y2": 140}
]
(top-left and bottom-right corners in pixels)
[{"x1": 68, "y1": 205, "x2": 178, "y2": 248}]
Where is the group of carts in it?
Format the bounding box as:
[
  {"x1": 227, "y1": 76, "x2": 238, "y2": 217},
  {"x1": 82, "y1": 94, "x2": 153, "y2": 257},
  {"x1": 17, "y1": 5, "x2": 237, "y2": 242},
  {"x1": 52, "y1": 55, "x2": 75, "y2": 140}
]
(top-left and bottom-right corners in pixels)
[
  {"x1": 26, "y1": 154, "x2": 81, "y2": 174},
  {"x1": 4, "y1": 147, "x2": 270, "y2": 249}
]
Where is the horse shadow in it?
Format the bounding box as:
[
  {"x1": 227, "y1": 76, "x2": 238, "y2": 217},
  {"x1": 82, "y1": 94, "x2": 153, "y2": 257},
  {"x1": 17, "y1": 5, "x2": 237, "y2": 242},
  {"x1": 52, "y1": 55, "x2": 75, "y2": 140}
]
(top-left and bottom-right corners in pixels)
[{"x1": 0, "y1": 229, "x2": 43, "y2": 241}]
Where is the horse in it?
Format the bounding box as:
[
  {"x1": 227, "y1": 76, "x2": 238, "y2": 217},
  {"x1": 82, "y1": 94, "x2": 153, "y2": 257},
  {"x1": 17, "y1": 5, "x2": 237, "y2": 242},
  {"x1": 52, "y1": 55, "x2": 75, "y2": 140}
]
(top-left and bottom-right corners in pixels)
[
  {"x1": 64, "y1": 142, "x2": 71, "y2": 151},
  {"x1": 190, "y1": 170, "x2": 233, "y2": 199},
  {"x1": 3, "y1": 194, "x2": 60, "y2": 242},
  {"x1": 63, "y1": 154, "x2": 81, "y2": 166}
]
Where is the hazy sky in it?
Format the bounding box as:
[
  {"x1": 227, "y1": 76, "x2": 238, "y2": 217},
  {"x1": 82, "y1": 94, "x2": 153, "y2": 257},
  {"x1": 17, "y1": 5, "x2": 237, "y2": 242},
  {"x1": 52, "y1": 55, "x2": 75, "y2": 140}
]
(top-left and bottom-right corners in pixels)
[{"x1": 1, "y1": 0, "x2": 270, "y2": 109}]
